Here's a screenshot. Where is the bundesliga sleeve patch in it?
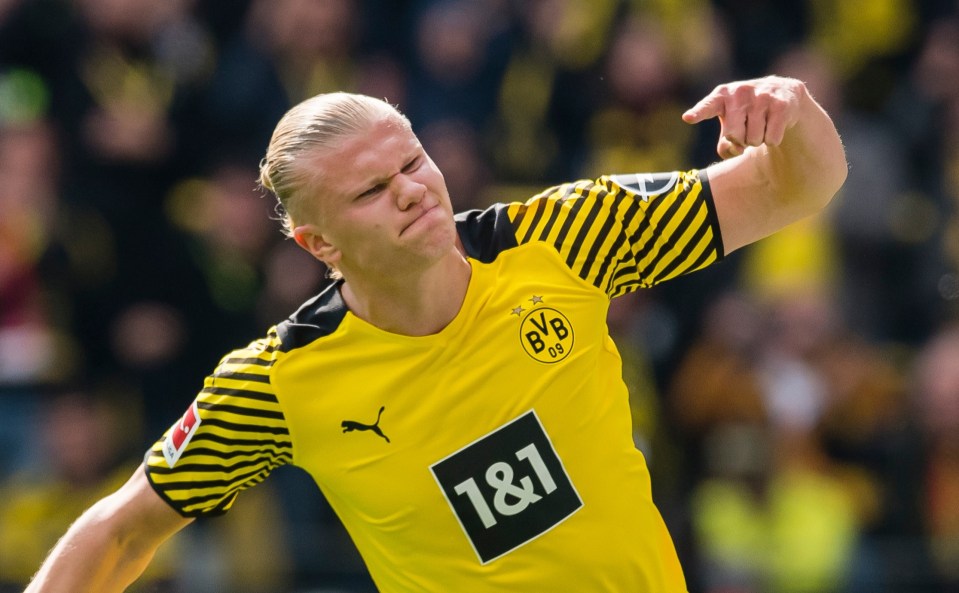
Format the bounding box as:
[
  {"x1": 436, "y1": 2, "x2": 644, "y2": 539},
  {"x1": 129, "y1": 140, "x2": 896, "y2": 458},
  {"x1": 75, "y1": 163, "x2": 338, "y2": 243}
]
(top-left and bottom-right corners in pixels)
[
  {"x1": 609, "y1": 171, "x2": 680, "y2": 202},
  {"x1": 162, "y1": 401, "x2": 202, "y2": 468},
  {"x1": 430, "y1": 410, "x2": 582, "y2": 564}
]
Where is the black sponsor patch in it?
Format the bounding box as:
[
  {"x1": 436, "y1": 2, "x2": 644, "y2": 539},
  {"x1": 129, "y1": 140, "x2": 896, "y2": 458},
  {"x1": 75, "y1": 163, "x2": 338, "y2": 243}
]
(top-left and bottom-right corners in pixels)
[{"x1": 430, "y1": 411, "x2": 582, "y2": 563}]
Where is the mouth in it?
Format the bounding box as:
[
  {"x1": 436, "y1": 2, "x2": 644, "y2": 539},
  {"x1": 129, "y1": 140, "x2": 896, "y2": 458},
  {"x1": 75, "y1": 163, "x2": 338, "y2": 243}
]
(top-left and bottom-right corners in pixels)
[{"x1": 400, "y1": 205, "x2": 439, "y2": 236}]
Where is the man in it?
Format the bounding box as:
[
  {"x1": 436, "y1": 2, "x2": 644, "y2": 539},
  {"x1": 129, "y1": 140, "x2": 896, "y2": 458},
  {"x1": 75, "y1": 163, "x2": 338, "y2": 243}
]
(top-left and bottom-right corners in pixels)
[{"x1": 26, "y1": 75, "x2": 846, "y2": 592}]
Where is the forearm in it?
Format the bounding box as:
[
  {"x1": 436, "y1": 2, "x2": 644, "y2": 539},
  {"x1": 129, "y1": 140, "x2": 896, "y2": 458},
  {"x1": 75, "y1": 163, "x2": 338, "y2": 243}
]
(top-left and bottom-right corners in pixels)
[
  {"x1": 25, "y1": 468, "x2": 191, "y2": 593},
  {"x1": 759, "y1": 83, "x2": 847, "y2": 219},
  {"x1": 25, "y1": 496, "x2": 158, "y2": 593},
  {"x1": 699, "y1": 77, "x2": 848, "y2": 252}
]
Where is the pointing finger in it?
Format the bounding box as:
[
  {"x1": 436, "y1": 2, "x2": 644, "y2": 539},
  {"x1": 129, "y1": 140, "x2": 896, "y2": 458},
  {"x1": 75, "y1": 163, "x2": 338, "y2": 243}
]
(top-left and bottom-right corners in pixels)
[{"x1": 682, "y1": 93, "x2": 724, "y2": 124}]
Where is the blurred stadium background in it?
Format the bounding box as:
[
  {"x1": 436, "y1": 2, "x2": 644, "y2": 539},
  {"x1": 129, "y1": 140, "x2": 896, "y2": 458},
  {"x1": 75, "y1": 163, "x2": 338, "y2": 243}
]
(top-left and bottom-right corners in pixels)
[{"x1": 1, "y1": 0, "x2": 959, "y2": 591}]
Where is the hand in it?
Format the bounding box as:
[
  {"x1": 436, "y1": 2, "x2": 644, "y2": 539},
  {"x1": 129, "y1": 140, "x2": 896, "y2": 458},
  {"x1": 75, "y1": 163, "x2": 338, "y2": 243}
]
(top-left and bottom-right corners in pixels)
[{"x1": 682, "y1": 76, "x2": 807, "y2": 160}]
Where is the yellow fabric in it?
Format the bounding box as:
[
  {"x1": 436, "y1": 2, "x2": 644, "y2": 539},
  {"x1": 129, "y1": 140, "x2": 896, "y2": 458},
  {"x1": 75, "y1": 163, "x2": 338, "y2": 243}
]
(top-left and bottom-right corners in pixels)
[
  {"x1": 146, "y1": 171, "x2": 720, "y2": 591},
  {"x1": 280, "y1": 245, "x2": 678, "y2": 591}
]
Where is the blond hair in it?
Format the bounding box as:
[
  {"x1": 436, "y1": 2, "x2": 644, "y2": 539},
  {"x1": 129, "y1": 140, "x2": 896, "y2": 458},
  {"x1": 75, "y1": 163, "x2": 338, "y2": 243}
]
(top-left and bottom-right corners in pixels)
[{"x1": 258, "y1": 92, "x2": 411, "y2": 237}]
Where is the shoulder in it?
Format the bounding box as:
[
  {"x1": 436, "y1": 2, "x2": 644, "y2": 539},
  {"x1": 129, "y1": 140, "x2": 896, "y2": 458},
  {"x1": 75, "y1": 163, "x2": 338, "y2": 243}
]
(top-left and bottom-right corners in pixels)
[
  {"x1": 451, "y1": 182, "x2": 604, "y2": 261},
  {"x1": 274, "y1": 281, "x2": 349, "y2": 352},
  {"x1": 455, "y1": 203, "x2": 519, "y2": 263}
]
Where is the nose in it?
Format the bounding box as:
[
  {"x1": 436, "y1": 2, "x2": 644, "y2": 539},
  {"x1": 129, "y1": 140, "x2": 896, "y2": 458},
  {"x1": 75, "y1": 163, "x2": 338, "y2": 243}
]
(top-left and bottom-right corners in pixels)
[{"x1": 393, "y1": 174, "x2": 426, "y2": 211}]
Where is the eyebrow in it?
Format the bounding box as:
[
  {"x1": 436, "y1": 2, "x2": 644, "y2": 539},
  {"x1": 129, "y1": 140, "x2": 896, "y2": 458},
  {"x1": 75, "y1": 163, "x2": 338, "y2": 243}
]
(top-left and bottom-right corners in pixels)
[{"x1": 351, "y1": 148, "x2": 423, "y2": 197}]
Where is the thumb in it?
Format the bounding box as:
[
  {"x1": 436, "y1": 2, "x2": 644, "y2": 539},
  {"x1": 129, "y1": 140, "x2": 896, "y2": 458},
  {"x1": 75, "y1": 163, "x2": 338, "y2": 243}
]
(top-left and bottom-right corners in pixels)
[{"x1": 682, "y1": 94, "x2": 724, "y2": 124}]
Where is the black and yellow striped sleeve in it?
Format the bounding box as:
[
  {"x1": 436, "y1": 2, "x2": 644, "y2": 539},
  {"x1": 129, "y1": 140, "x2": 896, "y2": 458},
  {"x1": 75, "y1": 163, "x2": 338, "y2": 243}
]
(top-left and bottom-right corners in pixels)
[
  {"x1": 505, "y1": 169, "x2": 724, "y2": 298},
  {"x1": 144, "y1": 328, "x2": 292, "y2": 517}
]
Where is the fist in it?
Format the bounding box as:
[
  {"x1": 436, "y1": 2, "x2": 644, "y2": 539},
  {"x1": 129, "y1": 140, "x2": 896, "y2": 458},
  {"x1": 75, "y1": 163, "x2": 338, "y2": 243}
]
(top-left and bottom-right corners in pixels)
[{"x1": 683, "y1": 76, "x2": 808, "y2": 160}]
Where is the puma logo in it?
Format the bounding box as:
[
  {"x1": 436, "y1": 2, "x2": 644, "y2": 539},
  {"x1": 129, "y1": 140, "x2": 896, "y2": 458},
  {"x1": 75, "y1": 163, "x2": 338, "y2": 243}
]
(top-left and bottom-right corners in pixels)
[{"x1": 341, "y1": 406, "x2": 390, "y2": 443}]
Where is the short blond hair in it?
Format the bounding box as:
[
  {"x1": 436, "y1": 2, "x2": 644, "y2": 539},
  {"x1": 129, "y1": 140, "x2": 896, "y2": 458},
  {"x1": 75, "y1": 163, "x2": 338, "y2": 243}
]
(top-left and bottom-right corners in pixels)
[{"x1": 258, "y1": 92, "x2": 411, "y2": 237}]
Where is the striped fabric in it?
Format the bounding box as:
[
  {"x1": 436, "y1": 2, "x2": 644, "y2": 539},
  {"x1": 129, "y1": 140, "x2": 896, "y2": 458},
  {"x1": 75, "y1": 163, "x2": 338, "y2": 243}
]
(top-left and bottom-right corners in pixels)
[
  {"x1": 507, "y1": 170, "x2": 722, "y2": 298},
  {"x1": 143, "y1": 169, "x2": 722, "y2": 519},
  {"x1": 145, "y1": 330, "x2": 293, "y2": 516}
]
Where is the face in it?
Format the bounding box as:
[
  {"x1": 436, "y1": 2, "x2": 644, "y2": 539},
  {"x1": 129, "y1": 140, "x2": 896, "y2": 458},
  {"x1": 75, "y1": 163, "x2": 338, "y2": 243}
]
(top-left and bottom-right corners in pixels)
[{"x1": 293, "y1": 115, "x2": 458, "y2": 281}]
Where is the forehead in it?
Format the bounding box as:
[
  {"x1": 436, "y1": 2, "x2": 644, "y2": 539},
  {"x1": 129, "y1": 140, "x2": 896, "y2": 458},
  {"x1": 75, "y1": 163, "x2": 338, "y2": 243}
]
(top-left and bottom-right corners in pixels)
[{"x1": 305, "y1": 116, "x2": 420, "y2": 194}]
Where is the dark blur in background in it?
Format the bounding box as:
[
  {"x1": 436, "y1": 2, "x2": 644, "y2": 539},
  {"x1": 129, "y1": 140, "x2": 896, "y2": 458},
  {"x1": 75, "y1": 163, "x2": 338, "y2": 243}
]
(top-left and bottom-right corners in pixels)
[{"x1": 1, "y1": 0, "x2": 959, "y2": 592}]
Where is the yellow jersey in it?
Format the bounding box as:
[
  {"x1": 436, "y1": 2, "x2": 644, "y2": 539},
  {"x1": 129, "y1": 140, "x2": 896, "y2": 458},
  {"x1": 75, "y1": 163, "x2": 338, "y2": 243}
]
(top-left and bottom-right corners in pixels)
[{"x1": 146, "y1": 170, "x2": 723, "y2": 592}]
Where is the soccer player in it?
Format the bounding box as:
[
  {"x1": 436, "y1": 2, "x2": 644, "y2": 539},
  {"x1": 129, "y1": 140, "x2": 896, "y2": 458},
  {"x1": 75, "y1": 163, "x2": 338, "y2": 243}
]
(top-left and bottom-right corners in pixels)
[{"x1": 25, "y1": 75, "x2": 846, "y2": 592}]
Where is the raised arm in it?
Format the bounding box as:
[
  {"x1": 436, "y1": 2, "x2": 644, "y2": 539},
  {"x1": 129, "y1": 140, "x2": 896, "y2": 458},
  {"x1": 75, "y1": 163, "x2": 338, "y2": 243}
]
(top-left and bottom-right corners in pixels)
[
  {"x1": 25, "y1": 465, "x2": 193, "y2": 593},
  {"x1": 683, "y1": 76, "x2": 847, "y2": 254}
]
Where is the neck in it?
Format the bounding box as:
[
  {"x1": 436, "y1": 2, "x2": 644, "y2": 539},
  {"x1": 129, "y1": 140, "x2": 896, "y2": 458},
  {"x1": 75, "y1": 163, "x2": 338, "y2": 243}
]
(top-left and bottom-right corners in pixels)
[{"x1": 340, "y1": 250, "x2": 472, "y2": 336}]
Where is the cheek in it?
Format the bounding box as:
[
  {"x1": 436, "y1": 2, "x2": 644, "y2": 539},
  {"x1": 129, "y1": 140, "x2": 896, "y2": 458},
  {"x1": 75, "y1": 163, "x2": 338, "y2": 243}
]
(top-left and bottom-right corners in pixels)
[
  {"x1": 434, "y1": 168, "x2": 449, "y2": 191},
  {"x1": 425, "y1": 170, "x2": 452, "y2": 206},
  {"x1": 421, "y1": 157, "x2": 446, "y2": 185},
  {"x1": 339, "y1": 211, "x2": 393, "y2": 248}
]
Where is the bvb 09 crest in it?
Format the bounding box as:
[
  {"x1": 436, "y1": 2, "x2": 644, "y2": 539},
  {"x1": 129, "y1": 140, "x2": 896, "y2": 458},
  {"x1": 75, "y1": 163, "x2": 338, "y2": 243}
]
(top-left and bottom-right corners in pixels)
[{"x1": 519, "y1": 307, "x2": 574, "y2": 364}]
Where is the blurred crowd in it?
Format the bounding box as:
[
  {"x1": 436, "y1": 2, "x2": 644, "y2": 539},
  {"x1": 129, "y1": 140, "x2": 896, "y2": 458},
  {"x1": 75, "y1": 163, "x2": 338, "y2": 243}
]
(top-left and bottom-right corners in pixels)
[{"x1": 1, "y1": 0, "x2": 958, "y2": 591}]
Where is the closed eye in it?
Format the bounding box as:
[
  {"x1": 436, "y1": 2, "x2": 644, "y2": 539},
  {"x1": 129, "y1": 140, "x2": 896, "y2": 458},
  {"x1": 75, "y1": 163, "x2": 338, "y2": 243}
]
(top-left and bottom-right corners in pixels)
[
  {"x1": 355, "y1": 156, "x2": 421, "y2": 200},
  {"x1": 356, "y1": 183, "x2": 385, "y2": 200},
  {"x1": 402, "y1": 156, "x2": 421, "y2": 173}
]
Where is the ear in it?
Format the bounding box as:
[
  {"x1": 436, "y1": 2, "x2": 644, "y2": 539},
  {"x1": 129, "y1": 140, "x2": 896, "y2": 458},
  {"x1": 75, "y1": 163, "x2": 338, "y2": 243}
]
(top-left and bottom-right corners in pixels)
[{"x1": 292, "y1": 224, "x2": 341, "y2": 268}]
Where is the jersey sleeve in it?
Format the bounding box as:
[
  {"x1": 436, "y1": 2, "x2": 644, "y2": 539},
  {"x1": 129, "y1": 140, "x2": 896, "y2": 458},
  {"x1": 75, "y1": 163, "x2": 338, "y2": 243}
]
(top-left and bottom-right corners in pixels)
[
  {"x1": 505, "y1": 169, "x2": 724, "y2": 298},
  {"x1": 144, "y1": 328, "x2": 292, "y2": 518}
]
